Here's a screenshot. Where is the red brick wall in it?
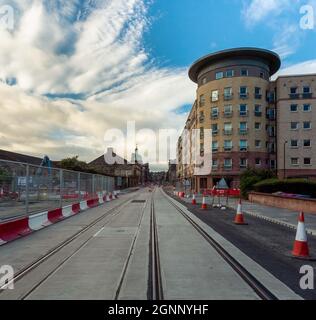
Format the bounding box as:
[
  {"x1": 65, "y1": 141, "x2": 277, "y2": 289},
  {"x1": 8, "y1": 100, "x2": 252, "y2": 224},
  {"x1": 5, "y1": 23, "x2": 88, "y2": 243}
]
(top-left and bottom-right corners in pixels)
[{"x1": 249, "y1": 192, "x2": 316, "y2": 214}]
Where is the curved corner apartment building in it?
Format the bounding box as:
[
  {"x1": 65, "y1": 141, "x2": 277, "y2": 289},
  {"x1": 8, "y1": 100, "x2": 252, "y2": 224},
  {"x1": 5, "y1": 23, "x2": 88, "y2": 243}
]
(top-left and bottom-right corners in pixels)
[{"x1": 179, "y1": 48, "x2": 281, "y2": 191}]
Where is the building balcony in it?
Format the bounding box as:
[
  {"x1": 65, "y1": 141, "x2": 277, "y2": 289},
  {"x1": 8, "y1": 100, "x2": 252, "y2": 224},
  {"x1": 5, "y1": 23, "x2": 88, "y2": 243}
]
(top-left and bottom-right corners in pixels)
[
  {"x1": 223, "y1": 129, "x2": 233, "y2": 136},
  {"x1": 240, "y1": 147, "x2": 248, "y2": 152},
  {"x1": 302, "y1": 93, "x2": 313, "y2": 99},
  {"x1": 289, "y1": 93, "x2": 300, "y2": 99},
  {"x1": 199, "y1": 117, "x2": 205, "y2": 123},
  {"x1": 255, "y1": 94, "x2": 262, "y2": 100},
  {"x1": 254, "y1": 111, "x2": 262, "y2": 117},
  {"x1": 224, "y1": 146, "x2": 233, "y2": 151},
  {"x1": 239, "y1": 93, "x2": 249, "y2": 99},
  {"x1": 212, "y1": 130, "x2": 219, "y2": 136},
  {"x1": 223, "y1": 111, "x2": 233, "y2": 118},
  {"x1": 239, "y1": 111, "x2": 249, "y2": 117},
  {"x1": 224, "y1": 165, "x2": 233, "y2": 171},
  {"x1": 239, "y1": 128, "x2": 248, "y2": 135},
  {"x1": 212, "y1": 148, "x2": 218, "y2": 153},
  {"x1": 211, "y1": 114, "x2": 219, "y2": 120},
  {"x1": 224, "y1": 94, "x2": 233, "y2": 101}
]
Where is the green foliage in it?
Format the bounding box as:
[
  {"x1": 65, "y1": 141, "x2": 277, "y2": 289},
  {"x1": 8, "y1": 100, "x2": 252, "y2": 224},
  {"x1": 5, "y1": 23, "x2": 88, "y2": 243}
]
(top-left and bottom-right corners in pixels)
[
  {"x1": 0, "y1": 168, "x2": 11, "y2": 183},
  {"x1": 253, "y1": 179, "x2": 316, "y2": 198},
  {"x1": 59, "y1": 157, "x2": 104, "y2": 175},
  {"x1": 240, "y1": 168, "x2": 276, "y2": 198}
]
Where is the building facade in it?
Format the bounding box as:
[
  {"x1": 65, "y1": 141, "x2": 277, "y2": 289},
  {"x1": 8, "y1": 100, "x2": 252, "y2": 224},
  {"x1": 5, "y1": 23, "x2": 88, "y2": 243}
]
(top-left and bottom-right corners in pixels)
[{"x1": 177, "y1": 48, "x2": 316, "y2": 192}]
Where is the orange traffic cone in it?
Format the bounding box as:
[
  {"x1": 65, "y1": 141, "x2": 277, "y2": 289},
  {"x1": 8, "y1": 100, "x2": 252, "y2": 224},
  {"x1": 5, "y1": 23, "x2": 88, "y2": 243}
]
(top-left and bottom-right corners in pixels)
[
  {"x1": 201, "y1": 195, "x2": 207, "y2": 210},
  {"x1": 192, "y1": 193, "x2": 197, "y2": 205},
  {"x1": 292, "y1": 212, "x2": 310, "y2": 259},
  {"x1": 234, "y1": 199, "x2": 247, "y2": 225}
]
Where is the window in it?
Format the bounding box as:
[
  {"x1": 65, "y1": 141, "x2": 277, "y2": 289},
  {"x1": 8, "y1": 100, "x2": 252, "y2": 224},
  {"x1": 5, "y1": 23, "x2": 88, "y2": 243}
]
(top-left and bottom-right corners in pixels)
[
  {"x1": 224, "y1": 105, "x2": 233, "y2": 116},
  {"x1": 212, "y1": 123, "x2": 218, "y2": 135},
  {"x1": 224, "y1": 87, "x2": 233, "y2": 100},
  {"x1": 240, "y1": 140, "x2": 248, "y2": 151},
  {"x1": 255, "y1": 158, "x2": 261, "y2": 166},
  {"x1": 224, "y1": 158, "x2": 232, "y2": 169},
  {"x1": 303, "y1": 121, "x2": 312, "y2": 130},
  {"x1": 291, "y1": 158, "x2": 299, "y2": 166},
  {"x1": 211, "y1": 90, "x2": 219, "y2": 102},
  {"x1": 255, "y1": 105, "x2": 262, "y2": 117},
  {"x1": 226, "y1": 70, "x2": 234, "y2": 78},
  {"x1": 255, "y1": 140, "x2": 261, "y2": 148},
  {"x1": 304, "y1": 158, "x2": 312, "y2": 165},
  {"x1": 239, "y1": 104, "x2": 248, "y2": 116},
  {"x1": 211, "y1": 107, "x2": 219, "y2": 118},
  {"x1": 260, "y1": 72, "x2": 264, "y2": 78},
  {"x1": 303, "y1": 86, "x2": 311, "y2": 94},
  {"x1": 303, "y1": 139, "x2": 311, "y2": 147},
  {"x1": 199, "y1": 111, "x2": 205, "y2": 123},
  {"x1": 239, "y1": 122, "x2": 248, "y2": 134},
  {"x1": 212, "y1": 159, "x2": 218, "y2": 168},
  {"x1": 241, "y1": 69, "x2": 248, "y2": 76},
  {"x1": 215, "y1": 72, "x2": 224, "y2": 80},
  {"x1": 270, "y1": 160, "x2": 276, "y2": 169},
  {"x1": 255, "y1": 122, "x2": 262, "y2": 130},
  {"x1": 212, "y1": 141, "x2": 218, "y2": 152},
  {"x1": 290, "y1": 87, "x2": 298, "y2": 94},
  {"x1": 201, "y1": 77, "x2": 207, "y2": 85},
  {"x1": 290, "y1": 104, "x2": 298, "y2": 112},
  {"x1": 240, "y1": 86, "x2": 248, "y2": 98},
  {"x1": 290, "y1": 140, "x2": 299, "y2": 148},
  {"x1": 240, "y1": 158, "x2": 248, "y2": 168},
  {"x1": 303, "y1": 104, "x2": 311, "y2": 112},
  {"x1": 224, "y1": 122, "x2": 232, "y2": 135},
  {"x1": 200, "y1": 127, "x2": 204, "y2": 139},
  {"x1": 224, "y1": 140, "x2": 233, "y2": 151},
  {"x1": 291, "y1": 122, "x2": 299, "y2": 130},
  {"x1": 200, "y1": 94, "x2": 205, "y2": 107},
  {"x1": 255, "y1": 87, "x2": 262, "y2": 99}
]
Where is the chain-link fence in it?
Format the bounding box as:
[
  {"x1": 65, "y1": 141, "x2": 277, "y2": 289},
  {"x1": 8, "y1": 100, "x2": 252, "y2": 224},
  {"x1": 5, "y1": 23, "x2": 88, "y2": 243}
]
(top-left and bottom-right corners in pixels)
[{"x1": 0, "y1": 159, "x2": 115, "y2": 220}]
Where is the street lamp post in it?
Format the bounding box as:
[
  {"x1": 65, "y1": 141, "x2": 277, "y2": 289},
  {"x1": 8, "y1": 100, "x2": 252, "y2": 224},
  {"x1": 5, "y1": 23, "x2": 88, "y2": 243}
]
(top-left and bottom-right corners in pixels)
[{"x1": 284, "y1": 141, "x2": 288, "y2": 179}]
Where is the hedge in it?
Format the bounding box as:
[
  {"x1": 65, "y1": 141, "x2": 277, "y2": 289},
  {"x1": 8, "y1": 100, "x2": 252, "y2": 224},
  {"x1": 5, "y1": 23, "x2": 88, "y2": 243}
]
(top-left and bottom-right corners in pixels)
[{"x1": 253, "y1": 179, "x2": 316, "y2": 198}]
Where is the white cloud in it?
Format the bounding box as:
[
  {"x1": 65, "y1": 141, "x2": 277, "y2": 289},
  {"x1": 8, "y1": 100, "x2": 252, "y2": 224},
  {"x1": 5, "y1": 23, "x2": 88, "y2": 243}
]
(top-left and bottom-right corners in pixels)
[
  {"x1": 0, "y1": 0, "x2": 196, "y2": 168},
  {"x1": 242, "y1": 0, "x2": 294, "y2": 27},
  {"x1": 273, "y1": 59, "x2": 316, "y2": 79}
]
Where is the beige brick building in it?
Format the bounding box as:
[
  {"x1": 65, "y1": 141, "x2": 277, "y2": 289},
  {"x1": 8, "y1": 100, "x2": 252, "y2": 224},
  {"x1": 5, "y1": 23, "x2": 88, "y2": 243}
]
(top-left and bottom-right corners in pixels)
[{"x1": 177, "y1": 48, "x2": 316, "y2": 192}]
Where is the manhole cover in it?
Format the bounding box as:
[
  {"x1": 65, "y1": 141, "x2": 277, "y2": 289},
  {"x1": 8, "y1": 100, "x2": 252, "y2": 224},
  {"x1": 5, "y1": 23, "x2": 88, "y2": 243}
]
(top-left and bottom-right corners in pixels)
[{"x1": 131, "y1": 200, "x2": 146, "y2": 203}]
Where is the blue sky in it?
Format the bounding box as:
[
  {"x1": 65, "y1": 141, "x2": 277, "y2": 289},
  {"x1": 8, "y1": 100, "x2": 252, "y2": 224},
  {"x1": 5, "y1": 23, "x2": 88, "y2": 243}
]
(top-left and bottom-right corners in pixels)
[
  {"x1": 144, "y1": 0, "x2": 316, "y2": 69},
  {"x1": 0, "y1": 0, "x2": 316, "y2": 168}
]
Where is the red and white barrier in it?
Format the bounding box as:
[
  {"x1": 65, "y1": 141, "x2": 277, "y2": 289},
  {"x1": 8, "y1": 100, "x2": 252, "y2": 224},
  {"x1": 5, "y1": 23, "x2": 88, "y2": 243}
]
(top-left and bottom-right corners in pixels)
[
  {"x1": 28, "y1": 211, "x2": 51, "y2": 231},
  {"x1": 0, "y1": 190, "x2": 118, "y2": 246}
]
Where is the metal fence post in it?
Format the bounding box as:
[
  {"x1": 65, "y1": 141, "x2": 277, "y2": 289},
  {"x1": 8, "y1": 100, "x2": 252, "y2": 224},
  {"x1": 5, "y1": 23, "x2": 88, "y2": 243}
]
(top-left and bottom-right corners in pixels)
[
  {"x1": 92, "y1": 174, "x2": 95, "y2": 195},
  {"x1": 25, "y1": 164, "x2": 30, "y2": 216},
  {"x1": 78, "y1": 172, "x2": 81, "y2": 202},
  {"x1": 60, "y1": 169, "x2": 64, "y2": 208}
]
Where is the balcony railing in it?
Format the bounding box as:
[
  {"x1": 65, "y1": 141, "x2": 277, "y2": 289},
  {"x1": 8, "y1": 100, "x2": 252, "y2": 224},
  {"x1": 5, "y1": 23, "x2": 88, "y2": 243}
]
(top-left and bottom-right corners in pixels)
[
  {"x1": 240, "y1": 147, "x2": 248, "y2": 152},
  {"x1": 289, "y1": 93, "x2": 299, "y2": 99},
  {"x1": 212, "y1": 148, "x2": 218, "y2": 153},
  {"x1": 212, "y1": 130, "x2": 218, "y2": 136},
  {"x1": 223, "y1": 129, "x2": 233, "y2": 135},
  {"x1": 255, "y1": 94, "x2": 262, "y2": 99},
  {"x1": 223, "y1": 111, "x2": 233, "y2": 118},
  {"x1": 224, "y1": 146, "x2": 233, "y2": 151},
  {"x1": 239, "y1": 93, "x2": 249, "y2": 99},
  {"x1": 302, "y1": 93, "x2": 312, "y2": 99},
  {"x1": 254, "y1": 111, "x2": 262, "y2": 117},
  {"x1": 239, "y1": 111, "x2": 248, "y2": 117},
  {"x1": 199, "y1": 117, "x2": 205, "y2": 123},
  {"x1": 224, "y1": 94, "x2": 233, "y2": 101},
  {"x1": 239, "y1": 128, "x2": 248, "y2": 135}
]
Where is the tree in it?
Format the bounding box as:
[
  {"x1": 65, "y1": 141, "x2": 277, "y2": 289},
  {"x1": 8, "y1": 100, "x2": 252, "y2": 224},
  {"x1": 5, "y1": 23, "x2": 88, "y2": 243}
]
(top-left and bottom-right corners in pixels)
[
  {"x1": 240, "y1": 168, "x2": 276, "y2": 198},
  {"x1": 59, "y1": 156, "x2": 88, "y2": 172}
]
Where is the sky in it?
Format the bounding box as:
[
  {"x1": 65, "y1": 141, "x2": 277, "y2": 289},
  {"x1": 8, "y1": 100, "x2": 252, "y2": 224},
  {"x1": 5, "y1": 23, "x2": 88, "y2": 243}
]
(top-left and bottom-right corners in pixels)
[{"x1": 0, "y1": 0, "x2": 316, "y2": 170}]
